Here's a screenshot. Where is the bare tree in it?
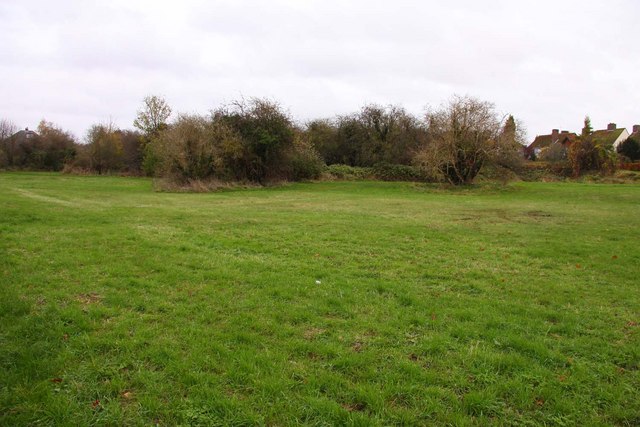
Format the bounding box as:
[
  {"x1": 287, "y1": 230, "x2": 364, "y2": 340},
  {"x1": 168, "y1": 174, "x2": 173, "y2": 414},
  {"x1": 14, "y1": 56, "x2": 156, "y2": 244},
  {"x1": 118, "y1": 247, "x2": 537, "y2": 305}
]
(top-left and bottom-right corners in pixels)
[
  {"x1": 414, "y1": 95, "x2": 503, "y2": 185},
  {"x1": 133, "y1": 95, "x2": 172, "y2": 137},
  {"x1": 0, "y1": 119, "x2": 18, "y2": 167},
  {"x1": 0, "y1": 119, "x2": 16, "y2": 140}
]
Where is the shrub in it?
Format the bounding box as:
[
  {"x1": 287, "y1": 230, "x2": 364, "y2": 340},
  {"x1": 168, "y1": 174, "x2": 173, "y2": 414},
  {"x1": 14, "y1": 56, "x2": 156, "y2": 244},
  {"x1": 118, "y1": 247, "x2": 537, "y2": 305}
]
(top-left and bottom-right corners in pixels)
[
  {"x1": 548, "y1": 161, "x2": 573, "y2": 177},
  {"x1": 617, "y1": 137, "x2": 640, "y2": 162},
  {"x1": 305, "y1": 105, "x2": 426, "y2": 167},
  {"x1": 325, "y1": 164, "x2": 373, "y2": 180},
  {"x1": 142, "y1": 142, "x2": 161, "y2": 176},
  {"x1": 488, "y1": 115, "x2": 526, "y2": 174},
  {"x1": 147, "y1": 99, "x2": 324, "y2": 186},
  {"x1": 619, "y1": 162, "x2": 640, "y2": 171},
  {"x1": 478, "y1": 164, "x2": 520, "y2": 184},
  {"x1": 287, "y1": 134, "x2": 326, "y2": 181},
  {"x1": 34, "y1": 120, "x2": 77, "y2": 171},
  {"x1": 0, "y1": 147, "x2": 7, "y2": 168},
  {"x1": 82, "y1": 123, "x2": 124, "y2": 174},
  {"x1": 371, "y1": 163, "x2": 425, "y2": 182},
  {"x1": 616, "y1": 170, "x2": 640, "y2": 180},
  {"x1": 0, "y1": 120, "x2": 77, "y2": 171},
  {"x1": 150, "y1": 115, "x2": 243, "y2": 182},
  {"x1": 538, "y1": 143, "x2": 567, "y2": 162},
  {"x1": 214, "y1": 98, "x2": 295, "y2": 183},
  {"x1": 119, "y1": 130, "x2": 145, "y2": 174},
  {"x1": 568, "y1": 137, "x2": 616, "y2": 177}
]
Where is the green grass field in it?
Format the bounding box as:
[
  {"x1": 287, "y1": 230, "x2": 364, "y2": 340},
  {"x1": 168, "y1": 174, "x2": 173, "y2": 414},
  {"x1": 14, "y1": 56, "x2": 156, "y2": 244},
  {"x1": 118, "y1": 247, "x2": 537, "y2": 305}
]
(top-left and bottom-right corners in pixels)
[{"x1": 1, "y1": 173, "x2": 639, "y2": 426}]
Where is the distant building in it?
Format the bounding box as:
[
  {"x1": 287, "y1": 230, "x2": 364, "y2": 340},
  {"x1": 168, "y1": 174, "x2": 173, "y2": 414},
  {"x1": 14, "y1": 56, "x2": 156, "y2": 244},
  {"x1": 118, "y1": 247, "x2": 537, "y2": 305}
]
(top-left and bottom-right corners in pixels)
[
  {"x1": 9, "y1": 127, "x2": 39, "y2": 143},
  {"x1": 526, "y1": 123, "x2": 637, "y2": 160},
  {"x1": 526, "y1": 129, "x2": 577, "y2": 159},
  {"x1": 591, "y1": 123, "x2": 629, "y2": 149}
]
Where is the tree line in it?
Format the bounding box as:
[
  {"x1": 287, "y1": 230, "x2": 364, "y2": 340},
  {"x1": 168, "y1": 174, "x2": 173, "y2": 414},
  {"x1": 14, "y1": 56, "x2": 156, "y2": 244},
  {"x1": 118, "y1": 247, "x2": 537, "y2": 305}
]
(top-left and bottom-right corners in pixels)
[{"x1": 1, "y1": 95, "x2": 531, "y2": 185}]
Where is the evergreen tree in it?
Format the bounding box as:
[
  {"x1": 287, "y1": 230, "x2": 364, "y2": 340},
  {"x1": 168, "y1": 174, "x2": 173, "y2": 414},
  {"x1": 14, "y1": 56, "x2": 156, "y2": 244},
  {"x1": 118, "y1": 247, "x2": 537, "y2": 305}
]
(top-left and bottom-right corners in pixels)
[
  {"x1": 617, "y1": 137, "x2": 640, "y2": 161},
  {"x1": 581, "y1": 116, "x2": 593, "y2": 138},
  {"x1": 504, "y1": 115, "x2": 516, "y2": 133}
]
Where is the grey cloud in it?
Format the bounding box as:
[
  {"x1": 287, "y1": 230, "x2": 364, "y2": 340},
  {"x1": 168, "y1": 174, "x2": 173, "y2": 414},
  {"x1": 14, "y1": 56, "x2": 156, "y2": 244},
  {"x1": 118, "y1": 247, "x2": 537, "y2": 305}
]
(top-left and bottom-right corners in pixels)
[{"x1": 1, "y1": 0, "x2": 639, "y2": 139}]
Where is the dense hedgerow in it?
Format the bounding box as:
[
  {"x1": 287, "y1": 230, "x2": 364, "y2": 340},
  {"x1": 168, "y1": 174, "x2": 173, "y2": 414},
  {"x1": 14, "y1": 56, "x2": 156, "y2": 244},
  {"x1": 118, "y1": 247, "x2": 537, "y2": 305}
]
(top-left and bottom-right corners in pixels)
[
  {"x1": 371, "y1": 163, "x2": 426, "y2": 182},
  {"x1": 2, "y1": 95, "x2": 532, "y2": 185},
  {"x1": 287, "y1": 135, "x2": 326, "y2": 181},
  {"x1": 145, "y1": 99, "x2": 325, "y2": 184},
  {"x1": 325, "y1": 164, "x2": 374, "y2": 180},
  {"x1": 617, "y1": 137, "x2": 640, "y2": 162},
  {"x1": 0, "y1": 120, "x2": 77, "y2": 171}
]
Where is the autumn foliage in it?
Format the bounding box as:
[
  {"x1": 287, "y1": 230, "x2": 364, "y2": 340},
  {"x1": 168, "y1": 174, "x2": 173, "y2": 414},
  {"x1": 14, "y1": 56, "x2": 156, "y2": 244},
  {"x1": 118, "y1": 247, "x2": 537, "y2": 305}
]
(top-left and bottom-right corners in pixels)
[{"x1": 1, "y1": 94, "x2": 528, "y2": 185}]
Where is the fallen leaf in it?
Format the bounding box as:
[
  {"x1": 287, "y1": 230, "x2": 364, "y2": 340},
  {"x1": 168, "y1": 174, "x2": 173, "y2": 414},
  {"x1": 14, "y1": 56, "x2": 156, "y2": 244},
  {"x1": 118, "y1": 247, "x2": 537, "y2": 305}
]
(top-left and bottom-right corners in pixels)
[
  {"x1": 92, "y1": 399, "x2": 100, "y2": 409},
  {"x1": 62, "y1": 334, "x2": 69, "y2": 341},
  {"x1": 51, "y1": 378, "x2": 63, "y2": 383},
  {"x1": 535, "y1": 398, "x2": 545, "y2": 407},
  {"x1": 122, "y1": 391, "x2": 133, "y2": 399},
  {"x1": 575, "y1": 264, "x2": 581, "y2": 269},
  {"x1": 612, "y1": 255, "x2": 618, "y2": 260}
]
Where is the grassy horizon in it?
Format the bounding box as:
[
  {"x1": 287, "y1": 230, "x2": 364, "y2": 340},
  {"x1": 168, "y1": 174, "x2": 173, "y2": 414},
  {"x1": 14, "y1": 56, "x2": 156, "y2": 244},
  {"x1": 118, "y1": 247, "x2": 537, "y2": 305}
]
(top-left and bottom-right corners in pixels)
[{"x1": 1, "y1": 173, "x2": 639, "y2": 425}]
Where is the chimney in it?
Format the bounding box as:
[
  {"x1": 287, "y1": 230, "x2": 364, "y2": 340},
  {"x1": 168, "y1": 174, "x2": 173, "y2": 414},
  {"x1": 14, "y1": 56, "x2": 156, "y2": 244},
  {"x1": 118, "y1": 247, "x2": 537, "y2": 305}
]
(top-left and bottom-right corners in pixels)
[
  {"x1": 551, "y1": 129, "x2": 559, "y2": 141},
  {"x1": 633, "y1": 125, "x2": 640, "y2": 133},
  {"x1": 561, "y1": 130, "x2": 569, "y2": 134},
  {"x1": 607, "y1": 123, "x2": 617, "y2": 131}
]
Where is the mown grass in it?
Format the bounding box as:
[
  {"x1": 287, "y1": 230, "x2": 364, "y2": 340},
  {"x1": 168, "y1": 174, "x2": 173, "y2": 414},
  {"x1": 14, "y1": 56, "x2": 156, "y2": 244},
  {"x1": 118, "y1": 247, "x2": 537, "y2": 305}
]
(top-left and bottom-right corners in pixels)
[{"x1": 0, "y1": 172, "x2": 639, "y2": 426}]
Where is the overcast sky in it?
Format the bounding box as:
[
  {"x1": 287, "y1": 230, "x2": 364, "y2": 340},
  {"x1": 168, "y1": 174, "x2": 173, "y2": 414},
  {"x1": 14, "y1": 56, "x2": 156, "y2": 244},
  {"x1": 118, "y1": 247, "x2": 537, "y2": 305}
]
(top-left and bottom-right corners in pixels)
[{"x1": 2, "y1": 0, "x2": 639, "y2": 141}]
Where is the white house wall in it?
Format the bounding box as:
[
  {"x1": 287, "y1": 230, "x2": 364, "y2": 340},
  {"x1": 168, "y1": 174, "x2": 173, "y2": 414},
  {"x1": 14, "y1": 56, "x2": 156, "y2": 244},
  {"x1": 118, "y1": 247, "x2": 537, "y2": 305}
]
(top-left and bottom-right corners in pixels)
[{"x1": 614, "y1": 129, "x2": 630, "y2": 148}]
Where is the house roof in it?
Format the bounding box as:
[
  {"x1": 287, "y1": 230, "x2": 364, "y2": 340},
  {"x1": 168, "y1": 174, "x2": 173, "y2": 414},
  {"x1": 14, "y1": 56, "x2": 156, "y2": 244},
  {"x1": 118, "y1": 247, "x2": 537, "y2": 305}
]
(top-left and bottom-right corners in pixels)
[
  {"x1": 528, "y1": 135, "x2": 552, "y2": 150},
  {"x1": 10, "y1": 128, "x2": 39, "y2": 142},
  {"x1": 591, "y1": 128, "x2": 626, "y2": 146},
  {"x1": 528, "y1": 132, "x2": 576, "y2": 151}
]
